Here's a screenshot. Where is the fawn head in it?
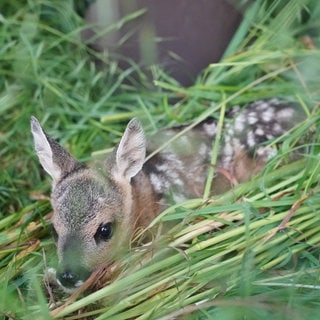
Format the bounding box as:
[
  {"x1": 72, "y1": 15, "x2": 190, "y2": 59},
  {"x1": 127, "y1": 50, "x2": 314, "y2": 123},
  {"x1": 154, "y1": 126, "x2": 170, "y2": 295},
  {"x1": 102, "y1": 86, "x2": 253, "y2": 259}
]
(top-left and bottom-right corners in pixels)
[{"x1": 31, "y1": 117, "x2": 146, "y2": 292}]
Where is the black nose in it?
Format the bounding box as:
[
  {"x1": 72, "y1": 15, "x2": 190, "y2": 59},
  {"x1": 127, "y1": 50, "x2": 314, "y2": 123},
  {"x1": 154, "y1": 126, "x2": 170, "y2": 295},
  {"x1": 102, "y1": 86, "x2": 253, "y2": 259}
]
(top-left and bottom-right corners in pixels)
[{"x1": 57, "y1": 266, "x2": 90, "y2": 289}]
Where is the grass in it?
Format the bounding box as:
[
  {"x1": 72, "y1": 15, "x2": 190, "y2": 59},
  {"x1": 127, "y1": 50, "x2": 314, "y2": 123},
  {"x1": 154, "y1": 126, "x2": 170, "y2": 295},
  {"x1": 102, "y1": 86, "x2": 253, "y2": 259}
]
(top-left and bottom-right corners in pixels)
[{"x1": 1, "y1": 0, "x2": 320, "y2": 319}]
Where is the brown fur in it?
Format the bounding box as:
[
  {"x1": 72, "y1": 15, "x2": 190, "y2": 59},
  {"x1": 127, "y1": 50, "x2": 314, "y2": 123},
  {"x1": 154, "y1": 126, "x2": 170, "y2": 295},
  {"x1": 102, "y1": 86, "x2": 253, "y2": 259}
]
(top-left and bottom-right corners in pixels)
[{"x1": 131, "y1": 172, "x2": 160, "y2": 230}]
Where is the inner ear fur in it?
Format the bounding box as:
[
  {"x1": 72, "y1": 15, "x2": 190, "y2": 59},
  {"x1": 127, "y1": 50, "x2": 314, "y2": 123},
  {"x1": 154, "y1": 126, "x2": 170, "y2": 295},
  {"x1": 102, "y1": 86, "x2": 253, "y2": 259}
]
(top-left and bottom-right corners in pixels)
[
  {"x1": 30, "y1": 116, "x2": 84, "y2": 182},
  {"x1": 111, "y1": 118, "x2": 146, "y2": 182}
]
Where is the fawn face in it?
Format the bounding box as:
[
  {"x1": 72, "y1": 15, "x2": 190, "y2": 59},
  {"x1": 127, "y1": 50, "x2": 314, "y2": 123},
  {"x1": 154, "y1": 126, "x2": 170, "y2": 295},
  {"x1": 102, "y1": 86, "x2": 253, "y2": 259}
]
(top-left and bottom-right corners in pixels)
[{"x1": 31, "y1": 117, "x2": 146, "y2": 291}]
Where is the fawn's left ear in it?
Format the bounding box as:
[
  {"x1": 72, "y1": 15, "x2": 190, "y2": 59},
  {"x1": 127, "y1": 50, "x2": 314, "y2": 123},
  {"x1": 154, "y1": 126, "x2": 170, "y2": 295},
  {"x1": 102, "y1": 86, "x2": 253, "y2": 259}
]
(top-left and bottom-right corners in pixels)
[
  {"x1": 111, "y1": 118, "x2": 146, "y2": 182},
  {"x1": 30, "y1": 116, "x2": 83, "y2": 182}
]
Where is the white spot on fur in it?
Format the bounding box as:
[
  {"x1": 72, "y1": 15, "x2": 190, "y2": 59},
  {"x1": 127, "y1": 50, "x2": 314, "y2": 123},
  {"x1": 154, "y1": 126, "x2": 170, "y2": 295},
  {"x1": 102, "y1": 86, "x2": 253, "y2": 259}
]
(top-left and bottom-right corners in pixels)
[
  {"x1": 222, "y1": 140, "x2": 235, "y2": 167},
  {"x1": 256, "y1": 147, "x2": 277, "y2": 159},
  {"x1": 261, "y1": 108, "x2": 275, "y2": 122},
  {"x1": 223, "y1": 142, "x2": 233, "y2": 157},
  {"x1": 203, "y1": 122, "x2": 217, "y2": 137},
  {"x1": 150, "y1": 172, "x2": 168, "y2": 193},
  {"x1": 256, "y1": 101, "x2": 270, "y2": 111},
  {"x1": 247, "y1": 131, "x2": 256, "y2": 147},
  {"x1": 247, "y1": 112, "x2": 258, "y2": 125},
  {"x1": 255, "y1": 127, "x2": 265, "y2": 136},
  {"x1": 272, "y1": 123, "x2": 283, "y2": 134},
  {"x1": 234, "y1": 115, "x2": 245, "y2": 132},
  {"x1": 154, "y1": 162, "x2": 169, "y2": 173},
  {"x1": 277, "y1": 108, "x2": 294, "y2": 119}
]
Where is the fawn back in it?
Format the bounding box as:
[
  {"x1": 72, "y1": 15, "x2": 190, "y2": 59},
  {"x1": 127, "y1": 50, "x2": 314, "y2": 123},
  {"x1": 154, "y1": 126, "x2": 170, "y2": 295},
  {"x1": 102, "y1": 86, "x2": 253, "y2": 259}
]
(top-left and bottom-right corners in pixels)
[{"x1": 31, "y1": 99, "x2": 303, "y2": 292}]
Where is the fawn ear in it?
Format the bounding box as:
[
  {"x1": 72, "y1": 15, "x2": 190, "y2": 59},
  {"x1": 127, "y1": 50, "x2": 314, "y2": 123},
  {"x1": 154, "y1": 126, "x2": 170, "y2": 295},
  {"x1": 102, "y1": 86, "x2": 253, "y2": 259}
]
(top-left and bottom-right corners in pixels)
[
  {"x1": 30, "y1": 116, "x2": 83, "y2": 182},
  {"x1": 111, "y1": 118, "x2": 146, "y2": 182}
]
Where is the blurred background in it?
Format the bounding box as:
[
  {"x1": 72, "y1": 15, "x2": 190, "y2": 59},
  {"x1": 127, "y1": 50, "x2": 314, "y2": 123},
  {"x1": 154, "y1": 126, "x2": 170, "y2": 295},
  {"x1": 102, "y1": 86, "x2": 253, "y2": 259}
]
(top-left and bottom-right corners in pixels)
[{"x1": 81, "y1": 0, "x2": 242, "y2": 85}]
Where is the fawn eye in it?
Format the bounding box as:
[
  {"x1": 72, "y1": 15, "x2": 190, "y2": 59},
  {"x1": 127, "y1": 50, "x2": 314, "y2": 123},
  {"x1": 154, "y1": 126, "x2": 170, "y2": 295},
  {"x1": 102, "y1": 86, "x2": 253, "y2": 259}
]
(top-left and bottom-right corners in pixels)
[{"x1": 94, "y1": 222, "x2": 113, "y2": 243}]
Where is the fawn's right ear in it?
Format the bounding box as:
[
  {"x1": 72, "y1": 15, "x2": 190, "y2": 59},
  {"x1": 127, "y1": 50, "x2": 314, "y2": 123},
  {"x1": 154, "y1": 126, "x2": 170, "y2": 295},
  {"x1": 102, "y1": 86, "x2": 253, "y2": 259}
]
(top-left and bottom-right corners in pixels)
[{"x1": 30, "y1": 116, "x2": 83, "y2": 182}]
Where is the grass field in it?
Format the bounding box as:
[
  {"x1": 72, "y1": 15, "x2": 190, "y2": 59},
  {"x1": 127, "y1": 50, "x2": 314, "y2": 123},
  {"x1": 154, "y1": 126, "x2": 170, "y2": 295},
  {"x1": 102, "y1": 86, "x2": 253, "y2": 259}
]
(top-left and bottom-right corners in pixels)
[{"x1": 1, "y1": 0, "x2": 320, "y2": 319}]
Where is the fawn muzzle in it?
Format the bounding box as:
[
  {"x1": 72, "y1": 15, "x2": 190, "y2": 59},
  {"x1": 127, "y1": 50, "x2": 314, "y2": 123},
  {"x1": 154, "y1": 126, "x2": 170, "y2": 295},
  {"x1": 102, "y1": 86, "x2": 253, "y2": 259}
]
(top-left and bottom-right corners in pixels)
[{"x1": 55, "y1": 233, "x2": 92, "y2": 290}]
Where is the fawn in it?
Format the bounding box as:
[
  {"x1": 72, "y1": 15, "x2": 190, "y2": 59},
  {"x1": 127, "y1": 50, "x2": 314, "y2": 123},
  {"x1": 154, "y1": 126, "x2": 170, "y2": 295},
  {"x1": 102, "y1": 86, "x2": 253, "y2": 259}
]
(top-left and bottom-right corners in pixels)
[{"x1": 31, "y1": 99, "x2": 303, "y2": 292}]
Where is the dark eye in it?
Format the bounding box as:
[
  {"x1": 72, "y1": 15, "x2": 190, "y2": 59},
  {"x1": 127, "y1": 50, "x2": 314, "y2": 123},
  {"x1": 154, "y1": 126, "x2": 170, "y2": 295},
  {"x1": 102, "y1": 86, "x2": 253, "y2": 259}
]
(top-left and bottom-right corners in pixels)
[
  {"x1": 51, "y1": 225, "x2": 58, "y2": 241},
  {"x1": 94, "y1": 222, "x2": 113, "y2": 243}
]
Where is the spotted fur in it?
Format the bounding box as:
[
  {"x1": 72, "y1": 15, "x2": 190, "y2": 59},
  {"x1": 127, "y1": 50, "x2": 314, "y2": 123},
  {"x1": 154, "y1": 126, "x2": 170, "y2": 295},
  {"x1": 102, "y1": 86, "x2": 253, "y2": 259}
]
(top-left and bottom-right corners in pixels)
[
  {"x1": 144, "y1": 99, "x2": 303, "y2": 198},
  {"x1": 31, "y1": 99, "x2": 303, "y2": 292}
]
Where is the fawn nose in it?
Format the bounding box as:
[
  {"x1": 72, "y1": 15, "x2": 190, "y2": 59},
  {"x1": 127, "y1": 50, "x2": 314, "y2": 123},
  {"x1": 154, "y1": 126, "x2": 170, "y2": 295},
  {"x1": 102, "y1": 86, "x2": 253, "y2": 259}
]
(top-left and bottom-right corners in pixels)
[{"x1": 57, "y1": 265, "x2": 90, "y2": 289}]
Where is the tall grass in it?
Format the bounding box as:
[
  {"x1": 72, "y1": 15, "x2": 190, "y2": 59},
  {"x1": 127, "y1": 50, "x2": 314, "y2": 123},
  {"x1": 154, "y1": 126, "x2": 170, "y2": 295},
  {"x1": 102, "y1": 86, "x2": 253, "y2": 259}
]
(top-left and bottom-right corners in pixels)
[{"x1": 1, "y1": 0, "x2": 320, "y2": 319}]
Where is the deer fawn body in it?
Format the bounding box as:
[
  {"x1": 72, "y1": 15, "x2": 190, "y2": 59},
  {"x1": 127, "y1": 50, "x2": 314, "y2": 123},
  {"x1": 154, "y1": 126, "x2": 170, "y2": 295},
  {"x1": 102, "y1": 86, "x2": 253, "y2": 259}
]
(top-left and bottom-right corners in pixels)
[{"x1": 31, "y1": 99, "x2": 302, "y2": 292}]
